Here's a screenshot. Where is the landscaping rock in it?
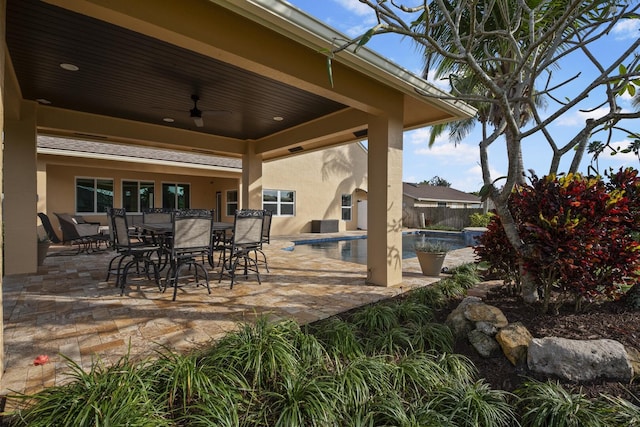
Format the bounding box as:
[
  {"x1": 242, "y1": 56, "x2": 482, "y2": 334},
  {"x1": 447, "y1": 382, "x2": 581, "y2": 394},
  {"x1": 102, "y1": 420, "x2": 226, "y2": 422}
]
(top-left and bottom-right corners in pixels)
[
  {"x1": 625, "y1": 346, "x2": 640, "y2": 378},
  {"x1": 495, "y1": 322, "x2": 533, "y2": 366},
  {"x1": 468, "y1": 329, "x2": 501, "y2": 358},
  {"x1": 464, "y1": 303, "x2": 508, "y2": 329},
  {"x1": 528, "y1": 337, "x2": 633, "y2": 382},
  {"x1": 445, "y1": 297, "x2": 481, "y2": 339}
]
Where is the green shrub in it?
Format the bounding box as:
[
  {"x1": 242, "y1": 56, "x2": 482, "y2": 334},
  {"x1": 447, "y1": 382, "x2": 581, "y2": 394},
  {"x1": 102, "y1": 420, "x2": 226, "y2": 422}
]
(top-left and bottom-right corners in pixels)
[
  {"x1": 515, "y1": 379, "x2": 606, "y2": 427},
  {"x1": 469, "y1": 212, "x2": 494, "y2": 227},
  {"x1": 9, "y1": 354, "x2": 169, "y2": 427}
]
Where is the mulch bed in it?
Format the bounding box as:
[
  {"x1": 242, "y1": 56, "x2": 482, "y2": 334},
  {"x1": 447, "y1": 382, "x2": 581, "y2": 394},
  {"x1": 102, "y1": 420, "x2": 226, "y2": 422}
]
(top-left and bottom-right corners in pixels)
[{"x1": 439, "y1": 285, "x2": 640, "y2": 402}]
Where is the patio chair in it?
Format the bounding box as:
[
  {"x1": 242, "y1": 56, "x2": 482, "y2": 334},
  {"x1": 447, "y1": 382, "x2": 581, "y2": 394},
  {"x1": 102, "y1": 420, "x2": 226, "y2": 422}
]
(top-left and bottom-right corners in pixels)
[
  {"x1": 108, "y1": 207, "x2": 161, "y2": 295},
  {"x1": 54, "y1": 212, "x2": 108, "y2": 253},
  {"x1": 142, "y1": 207, "x2": 173, "y2": 225},
  {"x1": 218, "y1": 209, "x2": 264, "y2": 289},
  {"x1": 37, "y1": 212, "x2": 62, "y2": 244},
  {"x1": 163, "y1": 209, "x2": 214, "y2": 301},
  {"x1": 248, "y1": 209, "x2": 273, "y2": 272}
]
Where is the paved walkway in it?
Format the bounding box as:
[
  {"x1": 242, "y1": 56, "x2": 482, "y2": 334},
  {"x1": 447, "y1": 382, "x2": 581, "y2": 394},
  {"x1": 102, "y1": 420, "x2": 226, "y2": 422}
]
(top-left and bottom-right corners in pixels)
[{"x1": 1, "y1": 231, "x2": 476, "y2": 399}]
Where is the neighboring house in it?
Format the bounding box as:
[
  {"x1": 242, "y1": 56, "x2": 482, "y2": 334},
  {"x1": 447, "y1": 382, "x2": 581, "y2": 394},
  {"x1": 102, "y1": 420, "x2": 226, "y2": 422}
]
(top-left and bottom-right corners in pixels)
[
  {"x1": 37, "y1": 135, "x2": 368, "y2": 237},
  {"x1": 402, "y1": 182, "x2": 484, "y2": 229}
]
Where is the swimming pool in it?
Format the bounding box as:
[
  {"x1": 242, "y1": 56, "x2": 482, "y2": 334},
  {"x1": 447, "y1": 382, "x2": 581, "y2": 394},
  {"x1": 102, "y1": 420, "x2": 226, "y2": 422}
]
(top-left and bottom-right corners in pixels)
[{"x1": 290, "y1": 232, "x2": 466, "y2": 265}]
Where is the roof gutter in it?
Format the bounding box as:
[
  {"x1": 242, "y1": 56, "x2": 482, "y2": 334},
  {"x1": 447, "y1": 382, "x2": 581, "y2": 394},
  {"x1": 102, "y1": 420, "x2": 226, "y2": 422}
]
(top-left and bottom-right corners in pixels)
[{"x1": 215, "y1": 0, "x2": 476, "y2": 121}]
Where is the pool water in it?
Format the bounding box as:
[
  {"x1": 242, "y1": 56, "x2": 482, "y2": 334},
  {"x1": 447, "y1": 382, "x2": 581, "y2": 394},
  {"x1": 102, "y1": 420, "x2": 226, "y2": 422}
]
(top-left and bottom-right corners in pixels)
[{"x1": 291, "y1": 232, "x2": 466, "y2": 265}]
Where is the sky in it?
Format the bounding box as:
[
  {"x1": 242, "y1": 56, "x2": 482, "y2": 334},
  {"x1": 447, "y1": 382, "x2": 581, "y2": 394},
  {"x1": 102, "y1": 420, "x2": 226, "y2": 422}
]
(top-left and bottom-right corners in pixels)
[{"x1": 286, "y1": 0, "x2": 640, "y2": 193}]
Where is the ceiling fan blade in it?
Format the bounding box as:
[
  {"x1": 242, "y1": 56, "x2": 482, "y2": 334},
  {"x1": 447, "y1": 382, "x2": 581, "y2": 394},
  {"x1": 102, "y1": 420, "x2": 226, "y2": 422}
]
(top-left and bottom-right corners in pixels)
[{"x1": 193, "y1": 116, "x2": 204, "y2": 127}]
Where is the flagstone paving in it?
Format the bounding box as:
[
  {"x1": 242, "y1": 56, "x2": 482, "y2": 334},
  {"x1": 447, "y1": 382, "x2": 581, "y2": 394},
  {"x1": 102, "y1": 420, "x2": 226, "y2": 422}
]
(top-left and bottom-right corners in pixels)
[{"x1": 1, "y1": 231, "x2": 476, "y2": 400}]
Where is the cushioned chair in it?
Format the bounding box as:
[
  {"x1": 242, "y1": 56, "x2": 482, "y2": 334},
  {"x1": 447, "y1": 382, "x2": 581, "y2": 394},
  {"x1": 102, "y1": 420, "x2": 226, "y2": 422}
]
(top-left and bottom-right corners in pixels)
[
  {"x1": 108, "y1": 207, "x2": 161, "y2": 295},
  {"x1": 37, "y1": 212, "x2": 62, "y2": 244},
  {"x1": 54, "y1": 212, "x2": 107, "y2": 253},
  {"x1": 219, "y1": 209, "x2": 264, "y2": 289},
  {"x1": 163, "y1": 209, "x2": 214, "y2": 300}
]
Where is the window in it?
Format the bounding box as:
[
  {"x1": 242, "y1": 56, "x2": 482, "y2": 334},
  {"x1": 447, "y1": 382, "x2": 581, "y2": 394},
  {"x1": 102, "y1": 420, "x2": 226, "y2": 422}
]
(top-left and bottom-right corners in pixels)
[
  {"x1": 122, "y1": 181, "x2": 154, "y2": 212},
  {"x1": 263, "y1": 189, "x2": 295, "y2": 216},
  {"x1": 76, "y1": 177, "x2": 114, "y2": 213},
  {"x1": 341, "y1": 194, "x2": 352, "y2": 221},
  {"x1": 162, "y1": 183, "x2": 190, "y2": 209},
  {"x1": 226, "y1": 190, "x2": 238, "y2": 216}
]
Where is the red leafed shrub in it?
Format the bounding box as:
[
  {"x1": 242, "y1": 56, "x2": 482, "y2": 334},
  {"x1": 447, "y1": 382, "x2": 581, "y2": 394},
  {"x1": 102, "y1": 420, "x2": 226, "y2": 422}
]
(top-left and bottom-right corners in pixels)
[
  {"x1": 475, "y1": 171, "x2": 640, "y2": 312},
  {"x1": 475, "y1": 214, "x2": 520, "y2": 294}
]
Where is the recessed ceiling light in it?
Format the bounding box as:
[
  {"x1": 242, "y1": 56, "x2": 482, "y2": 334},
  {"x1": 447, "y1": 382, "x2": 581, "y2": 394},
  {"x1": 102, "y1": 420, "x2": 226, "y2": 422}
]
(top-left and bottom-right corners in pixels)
[
  {"x1": 59, "y1": 63, "x2": 79, "y2": 71},
  {"x1": 36, "y1": 98, "x2": 52, "y2": 105},
  {"x1": 273, "y1": 116, "x2": 284, "y2": 121},
  {"x1": 162, "y1": 117, "x2": 175, "y2": 123}
]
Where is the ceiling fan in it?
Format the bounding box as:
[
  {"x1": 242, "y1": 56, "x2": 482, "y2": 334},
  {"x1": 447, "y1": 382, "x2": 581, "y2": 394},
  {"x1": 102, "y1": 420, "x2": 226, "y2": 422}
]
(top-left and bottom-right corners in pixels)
[{"x1": 188, "y1": 94, "x2": 230, "y2": 127}]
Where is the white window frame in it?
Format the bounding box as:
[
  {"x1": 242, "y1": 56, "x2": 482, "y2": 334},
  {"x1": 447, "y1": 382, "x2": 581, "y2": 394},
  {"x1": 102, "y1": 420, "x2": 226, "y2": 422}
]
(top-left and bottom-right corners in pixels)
[
  {"x1": 226, "y1": 189, "x2": 238, "y2": 216},
  {"x1": 162, "y1": 182, "x2": 191, "y2": 209},
  {"x1": 122, "y1": 180, "x2": 155, "y2": 213},
  {"x1": 341, "y1": 193, "x2": 352, "y2": 221},
  {"x1": 75, "y1": 176, "x2": 114, "y2": 214},
  {"x1": 263, "y1": 189, "x2": 296, "y2": 217}
]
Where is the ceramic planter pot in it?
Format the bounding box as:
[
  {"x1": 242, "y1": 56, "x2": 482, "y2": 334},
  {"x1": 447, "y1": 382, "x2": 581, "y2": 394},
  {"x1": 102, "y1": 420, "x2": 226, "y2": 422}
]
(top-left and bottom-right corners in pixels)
[{"x1": 416, "y1": 251, "x2": 446, "y2": 276}]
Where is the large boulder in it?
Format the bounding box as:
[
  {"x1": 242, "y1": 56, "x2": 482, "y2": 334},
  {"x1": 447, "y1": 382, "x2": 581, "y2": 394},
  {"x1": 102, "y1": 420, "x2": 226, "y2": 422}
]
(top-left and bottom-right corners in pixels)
[
  {"x1": 445, "y1": 297, "x2": 481, "y2": 339},
  {"x1": 528, "y1": 337, "x2": 633, "y2": 382}
]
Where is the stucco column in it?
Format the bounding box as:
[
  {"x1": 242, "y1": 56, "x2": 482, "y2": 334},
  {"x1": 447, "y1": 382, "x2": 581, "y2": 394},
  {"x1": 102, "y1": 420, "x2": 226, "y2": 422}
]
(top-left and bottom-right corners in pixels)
[
  {"x1": 366, "y1": 104, "x2": 404, "y2": 287},
  {"x1": 0, "y1": 0, "x2": 6, "y2": 379},
  {"x1": 4, "y1": 101, "x2": 38, "y2": 275},
  {"x1": 241, "y1": 141, "x2": 263, "y2": 210}
]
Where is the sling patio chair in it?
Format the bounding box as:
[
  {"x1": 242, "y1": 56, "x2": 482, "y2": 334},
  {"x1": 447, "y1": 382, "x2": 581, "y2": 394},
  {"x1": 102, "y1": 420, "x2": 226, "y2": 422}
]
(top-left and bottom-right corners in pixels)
[
  {"x1": 218, "y1": 209, "x2": 264, "y2": 289},
  {"x1": 163, "y1": 209, "x2": 214, "y2": 301},
  {"x1": 248, "y1": 209, "x2": 273, "y2": 272},
  {"x1": 108, "y1": 207, "x2": 161, "y2": 295}
]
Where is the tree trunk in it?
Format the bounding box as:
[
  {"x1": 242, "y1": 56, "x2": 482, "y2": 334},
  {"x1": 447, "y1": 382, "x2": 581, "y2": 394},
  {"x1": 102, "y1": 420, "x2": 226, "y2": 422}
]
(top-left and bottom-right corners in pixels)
[{"x1": 491, "y1": 195, "x2": 539, "y2": 303}]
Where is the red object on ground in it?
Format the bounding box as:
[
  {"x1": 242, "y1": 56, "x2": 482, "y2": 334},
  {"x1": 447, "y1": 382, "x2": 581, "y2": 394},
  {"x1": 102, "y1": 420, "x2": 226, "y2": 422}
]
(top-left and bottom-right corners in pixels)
[{"x1": 33, "y1": 355, "x2": 49, "y2": 366}]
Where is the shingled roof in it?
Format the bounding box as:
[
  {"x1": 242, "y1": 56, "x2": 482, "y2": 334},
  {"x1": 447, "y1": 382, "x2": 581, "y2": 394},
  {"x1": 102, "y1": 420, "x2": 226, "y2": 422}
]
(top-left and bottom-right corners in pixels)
[
  {"x1": 37, "y1": 135, "x2": 242, "y2": 171},
  {"x1": 403, "y1": 182, "x2": 480, "y2": 203}
]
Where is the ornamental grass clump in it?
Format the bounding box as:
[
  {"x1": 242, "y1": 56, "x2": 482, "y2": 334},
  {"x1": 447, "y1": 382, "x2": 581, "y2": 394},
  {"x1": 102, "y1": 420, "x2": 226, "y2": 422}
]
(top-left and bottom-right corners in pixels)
[
  {"x1": 8, "y1": 353, "x2": 170, "y2": 427},
  {"x1": 9, "y1": 265, "x2": 640, "y2": 426}
]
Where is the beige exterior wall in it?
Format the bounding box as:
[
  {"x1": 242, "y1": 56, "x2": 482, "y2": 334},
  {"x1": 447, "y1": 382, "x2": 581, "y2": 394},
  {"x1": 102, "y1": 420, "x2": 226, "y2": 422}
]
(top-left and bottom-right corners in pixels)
[
  {"x1": 40, "y1": 158, "x2": 239, "y2": 231},
  {"x1": 37, "y1": 141, "x2": 369, "y2": 236},
  {"x1": 263, "y1": 142, "x2": 368, "y2": 235}
]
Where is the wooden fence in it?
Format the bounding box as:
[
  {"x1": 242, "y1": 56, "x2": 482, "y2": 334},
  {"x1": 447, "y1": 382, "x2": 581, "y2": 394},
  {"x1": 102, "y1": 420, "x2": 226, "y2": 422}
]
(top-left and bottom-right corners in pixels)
[{"x1": 402, "y1": 207, "x2": 484, "y2": 230}]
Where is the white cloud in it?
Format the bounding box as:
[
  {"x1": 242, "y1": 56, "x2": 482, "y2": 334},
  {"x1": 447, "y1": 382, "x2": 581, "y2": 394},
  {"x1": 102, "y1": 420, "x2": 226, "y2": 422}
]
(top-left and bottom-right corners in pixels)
[
  {"x1": 332, "y1": 0, "x2": 372, "y2": 16},
  {"x1": 556, "y1": 107, "x2": 610, "y2": 127},
  {"x1": 414, "y1": 140, "x2": 479, "y2": 165},
  {"x1": 613, "y1": 19, "x2": 640, "y2": 40}
]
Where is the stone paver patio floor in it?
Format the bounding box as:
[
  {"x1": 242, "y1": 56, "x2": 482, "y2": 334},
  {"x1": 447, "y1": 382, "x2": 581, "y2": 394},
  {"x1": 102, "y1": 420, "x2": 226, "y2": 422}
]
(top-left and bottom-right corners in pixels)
[{"x1": 1, "y1": 231, "x2": 476, "y2": 398}]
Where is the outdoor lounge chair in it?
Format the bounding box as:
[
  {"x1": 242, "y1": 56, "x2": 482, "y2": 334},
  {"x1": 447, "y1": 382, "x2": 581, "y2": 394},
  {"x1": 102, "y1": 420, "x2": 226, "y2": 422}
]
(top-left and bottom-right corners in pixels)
[
  {"x1": 37, "y1": 212, "x2": 62, "y2": 244},
  {"x1": 53, "y1": 212, "x2": 108, "y2": 253}
]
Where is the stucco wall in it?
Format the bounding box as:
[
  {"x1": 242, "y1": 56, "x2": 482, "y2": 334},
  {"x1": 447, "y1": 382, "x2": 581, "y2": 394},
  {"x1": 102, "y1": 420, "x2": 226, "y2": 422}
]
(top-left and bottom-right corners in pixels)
[
  {"x1": 38, "y1": 141, "x2": 369, "y2": 236},
  {"x1": 42, "y1": 162, "x2": 238, "y2": 229},
  {"x1": 263, "y1": 142, "x2": 368, "y2": 235}
]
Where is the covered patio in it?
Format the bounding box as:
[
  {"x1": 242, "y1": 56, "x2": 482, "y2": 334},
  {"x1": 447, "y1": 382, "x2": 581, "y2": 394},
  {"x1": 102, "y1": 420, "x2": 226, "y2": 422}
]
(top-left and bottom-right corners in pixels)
[
  {"x1": 1, "y1": 235, "x2": 475, "y2": 397},
  {"x1": 1, "y1": 0, "x2": 474, "y2": 390}
]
